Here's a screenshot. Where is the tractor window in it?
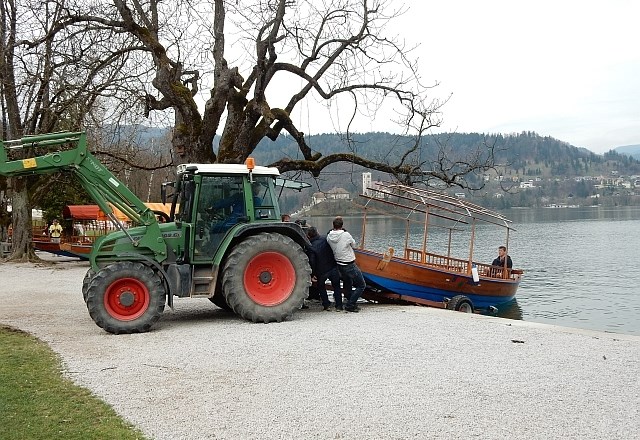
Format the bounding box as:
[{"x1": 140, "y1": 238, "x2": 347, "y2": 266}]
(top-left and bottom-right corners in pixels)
[
  {"x1": 175, "y1": 178, "x2": 195, "y2": 223},
  {"x1": 251, "y1": 176, "x2": 278, "y2": 220},
  {"x1": 193, "y1": 175, "x2": 244, "y2": 259}
]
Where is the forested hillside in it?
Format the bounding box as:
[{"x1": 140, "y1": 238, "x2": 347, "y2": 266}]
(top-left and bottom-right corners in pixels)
[
  {"x1": 90, "y1": 128, "x2": 640, "y2": 214},
  {"x1": 249, "y1": 130, "x2": 640, "y2": 177},
  {"x1": 133, "y1": 127, "x2": 640, "y2": 180},
  {"x1": 614, "y1": 144, "x2": 640, "y2": 159},
  {"x1": 243, "y1": 131, "x2": 640, "y2": 213}
]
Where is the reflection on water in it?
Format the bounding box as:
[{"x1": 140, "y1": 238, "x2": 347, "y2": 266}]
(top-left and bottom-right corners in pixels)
[
  {"x1": 494, "y1": 299, "x2": 523, "y2": 320},
  {"x1": 307, "y1": 206, "x2": 640, "y2": 335}
]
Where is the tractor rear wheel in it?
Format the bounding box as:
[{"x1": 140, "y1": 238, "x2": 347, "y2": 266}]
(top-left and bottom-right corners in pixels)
[
  {"x1": 86, "y1": 261, "x2": 166, "y2": 334},
  {"x1": 209, "y1": 293, "x2": 232, "y2": 311},
  {"x1": 222, "y1": 232, "x2": 310, "y2": 323}
]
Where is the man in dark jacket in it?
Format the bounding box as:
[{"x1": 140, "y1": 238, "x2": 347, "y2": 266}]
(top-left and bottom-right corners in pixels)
[
  {"x1": 490, "y1": 245, "x2": 513, "y2": 277},
  {"x1": 491, "y1": 245, "x2": 513, "y2": 269},
  {"x1": 306, "y1": 226, "x2": 343, "y2": 311}
]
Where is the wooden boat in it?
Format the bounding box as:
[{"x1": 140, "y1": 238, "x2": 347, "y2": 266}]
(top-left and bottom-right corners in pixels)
[
  {"x1": 58, "y1": 241, "x2": 93, "y2": 258},
  {"x1": 32, "y1": 237, "x2": 90, "y2": 259},
  {"x1": 32, "y1": 202, "x2": 172, "y2": 259},
  {"x1": 354, "y1": 182, "x2": 524, "y2": 312}
]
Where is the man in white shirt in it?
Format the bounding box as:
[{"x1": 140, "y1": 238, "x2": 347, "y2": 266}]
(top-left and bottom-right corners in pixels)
[{"x1": 326, "y1": 216, "x2": 366, "y2": 312}]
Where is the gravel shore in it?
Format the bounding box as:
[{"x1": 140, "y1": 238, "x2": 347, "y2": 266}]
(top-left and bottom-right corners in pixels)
[{"x1": 1, "y1": 255, "x2": 639, "y2": 439}]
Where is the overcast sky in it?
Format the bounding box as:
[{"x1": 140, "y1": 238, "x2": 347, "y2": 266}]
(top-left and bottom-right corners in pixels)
[
  {"x1": 397, "y1": 0, "x2": 640, "y2": 153},
  {"x1": 284, "y1": 1, "x2": 638, "y2": 154}
]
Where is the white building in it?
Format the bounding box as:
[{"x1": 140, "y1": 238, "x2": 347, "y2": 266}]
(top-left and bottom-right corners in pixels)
[
  {"x1": 519, "y1": 181, "x2": 534, "y2": 189},
  {"x1": 326, "y1": 188, "x2": 350, "y2": 200},
  {"x1": 362, "y1": 172, "x2": 372, "y2": 196},
  {"x1": 311, "y1": 188, "x2": 350, "y2": 205}
]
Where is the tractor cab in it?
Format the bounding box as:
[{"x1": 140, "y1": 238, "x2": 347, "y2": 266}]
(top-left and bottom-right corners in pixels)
[{"x1": 170, "y1": 163, "x2": 282, "y2": 261}]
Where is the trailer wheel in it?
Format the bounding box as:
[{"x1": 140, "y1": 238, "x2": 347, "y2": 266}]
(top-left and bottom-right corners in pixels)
[
  {"x1": 222, "y1": 232, "x2": 310, "y2": 323},
  {"x1": 82, "y1": 269, "x2": 96, "y2": 303},
  {"x1": 86, "y1": 262, "x2": 166, "y2": 334},
  {"x1": 446, "y1": 295, "x2": 474, "y2": 313}
]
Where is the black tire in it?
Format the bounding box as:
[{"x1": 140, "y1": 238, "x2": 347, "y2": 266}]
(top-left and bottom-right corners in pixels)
[
  {"x1": 152, "y1": 210, "x2": 171, "y2": 223},
  {"x1": 222, "y1": 232, "x2": 311, "y2": 323},
  {"x1": 208, "y1": 276, "x2": 232, "y2": 310},
  {"x1": 86, "y1": 261, "x2": 166, "y2": 334},
  {"x1": 82, "y1": 269, "x2": 96, "y2": 303},
  {"x1": 209, "y1": 293, "x2": 232, "y2": 311},
  {"x1": 446, "y1": 295, "x2": 474, "y2": 313}
]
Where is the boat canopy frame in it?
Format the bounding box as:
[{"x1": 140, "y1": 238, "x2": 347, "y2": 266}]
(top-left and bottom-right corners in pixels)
[{"x1": 357, "y1": 182, "x2": 516, "y2": 274}]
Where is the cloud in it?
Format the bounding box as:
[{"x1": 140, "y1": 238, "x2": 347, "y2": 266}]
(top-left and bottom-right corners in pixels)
[{"x1": 400, "y1": 0, "x2": 640, "y2": 153}]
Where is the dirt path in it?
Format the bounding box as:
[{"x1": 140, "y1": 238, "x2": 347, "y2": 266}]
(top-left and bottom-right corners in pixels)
[{"x1": 2, "y1": 256, "x2": 639, "y2": 439}]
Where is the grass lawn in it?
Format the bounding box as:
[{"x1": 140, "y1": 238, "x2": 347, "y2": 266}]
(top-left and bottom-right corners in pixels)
[{"x1": 0, "y1": 325, "x2": 148, "y2": 440}]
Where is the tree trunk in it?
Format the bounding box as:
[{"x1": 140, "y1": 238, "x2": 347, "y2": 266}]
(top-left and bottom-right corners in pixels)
[{"x1": 8, "y1": 177, "x2": 35, "y2": 261}]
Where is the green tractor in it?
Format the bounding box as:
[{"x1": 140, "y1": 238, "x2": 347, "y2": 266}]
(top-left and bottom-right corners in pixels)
[{"x1": 0, "y1": 131, "x2": 311, "y2": 333}]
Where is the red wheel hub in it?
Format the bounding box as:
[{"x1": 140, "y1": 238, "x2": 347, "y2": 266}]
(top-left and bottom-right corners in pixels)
[
  {"x1": 244, "y1": 251, "x2": 296, "y2": 306},
  {"x1": 104, "y1": 277, "x2": 150, "y2": 320}
]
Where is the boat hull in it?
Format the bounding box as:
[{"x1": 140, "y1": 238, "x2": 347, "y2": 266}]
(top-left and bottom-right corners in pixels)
[
  {"x1": 33, "y1": 239, "x2": 90, "y2": 260},
  {"x1": 354, "y1": 249, "x2": 520, "y2": 309}
]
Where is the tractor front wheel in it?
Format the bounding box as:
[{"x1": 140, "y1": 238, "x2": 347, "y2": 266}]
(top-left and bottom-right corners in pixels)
[
  {"x1": 82, "y1": 269, "x2": 96, "y2": 303},
  {"x1": 222, "y1": 233, "x2": 310, "y2": 323},
  {"x1": 86, "y1": 262, "x2": 166, "y2": 334}
]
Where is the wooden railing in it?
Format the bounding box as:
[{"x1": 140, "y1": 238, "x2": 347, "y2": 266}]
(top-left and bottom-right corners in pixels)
[
  {"x1": 404, "y1": 247, "x2": 468, "y2": 272},
  {"x1": 32, "y1": 228, "x2": 97, "y2": 245},
  {"x1": 404, "y1": 247, "x2": 522, "y2": 280}
]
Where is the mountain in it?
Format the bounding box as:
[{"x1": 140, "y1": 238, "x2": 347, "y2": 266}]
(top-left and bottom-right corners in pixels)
[
  {"x1": 107, "y1": 126, "x2": 640, "y2": 197},
  {"x1": 69, "y1": 126, "x2": 640, "y2": 212},
  {"x1": 247, "y1": 131, "x2": 640, "y2": 212},
  {"x1": 119, "y1": 126, "x2": 640, "y2": 175},
  {"x1": 614, "y1": 144, "x2": 640, "y2": 160},
  {"x1": 249, "y1": 131, "x2": 640, "y2": 179}
]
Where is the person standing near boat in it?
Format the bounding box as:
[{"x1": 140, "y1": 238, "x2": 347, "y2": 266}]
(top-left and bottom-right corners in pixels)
[
  {"x1": 327, "y1": 216, "x2": 366, "y2": 313},
  {"x1": 306, "y1": 226, "x2": 343, "y2": 311},
  {"x1": 48, "y1": 218, "x2": 62, "y2": 244},
  {"x1": 281, "y1": 213, "x2": 310, "y2": 309}
]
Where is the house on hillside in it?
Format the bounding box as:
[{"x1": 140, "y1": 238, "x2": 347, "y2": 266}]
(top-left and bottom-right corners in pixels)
[
  {"x1": 311, "y1": 192, "x2": 326, "y2": 205},
  {"x1": 311, "y1": 187, "x2": 350, "y2": 206},
  {"x1": 519, "y1": 181, "x2": 535, "y2": 189},
  {"x1": 595, "y1": 177, "x2": 625, "y2": 189},
  {"x1": 326, "y1": 187, "x2": 350, "y2": 200}
]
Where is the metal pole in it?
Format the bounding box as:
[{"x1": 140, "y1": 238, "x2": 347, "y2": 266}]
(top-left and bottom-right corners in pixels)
[
  {"x1": 404, "y1": 218, "x2": 410, "y2": 259},
  {"x1": 468, "y1": 218, "x2": 476, "y2": 275},
  {"x1": 421, "y1": 207, "x2": 429, "y2": 263},
  {"x1": 360, "y1": 208, "x2": 368, "y2": 249},
  {"x1": 504, "y1": 227, "x2": 511, "y2": 278}
]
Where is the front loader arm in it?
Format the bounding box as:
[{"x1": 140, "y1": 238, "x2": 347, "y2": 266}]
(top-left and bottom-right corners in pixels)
[{"x1": 0, "y1": 131, "x2": 167, "y2": 262}]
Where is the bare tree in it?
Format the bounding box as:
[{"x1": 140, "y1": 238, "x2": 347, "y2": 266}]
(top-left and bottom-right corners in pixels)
[
  {"x1": 0, "y1": 0, "x2": 157, "y2": 259},
  {"x1": 1, "y1": 0, "x2": 498, "y2": 260},
  {"x1": 68, "y1": 0, "x2": 495, "y2": 179}
]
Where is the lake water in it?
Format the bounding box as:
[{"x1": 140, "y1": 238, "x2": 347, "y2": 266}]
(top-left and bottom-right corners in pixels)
[{"x1": 306, "y1": 206, "x2": 640, "y2": 336}]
